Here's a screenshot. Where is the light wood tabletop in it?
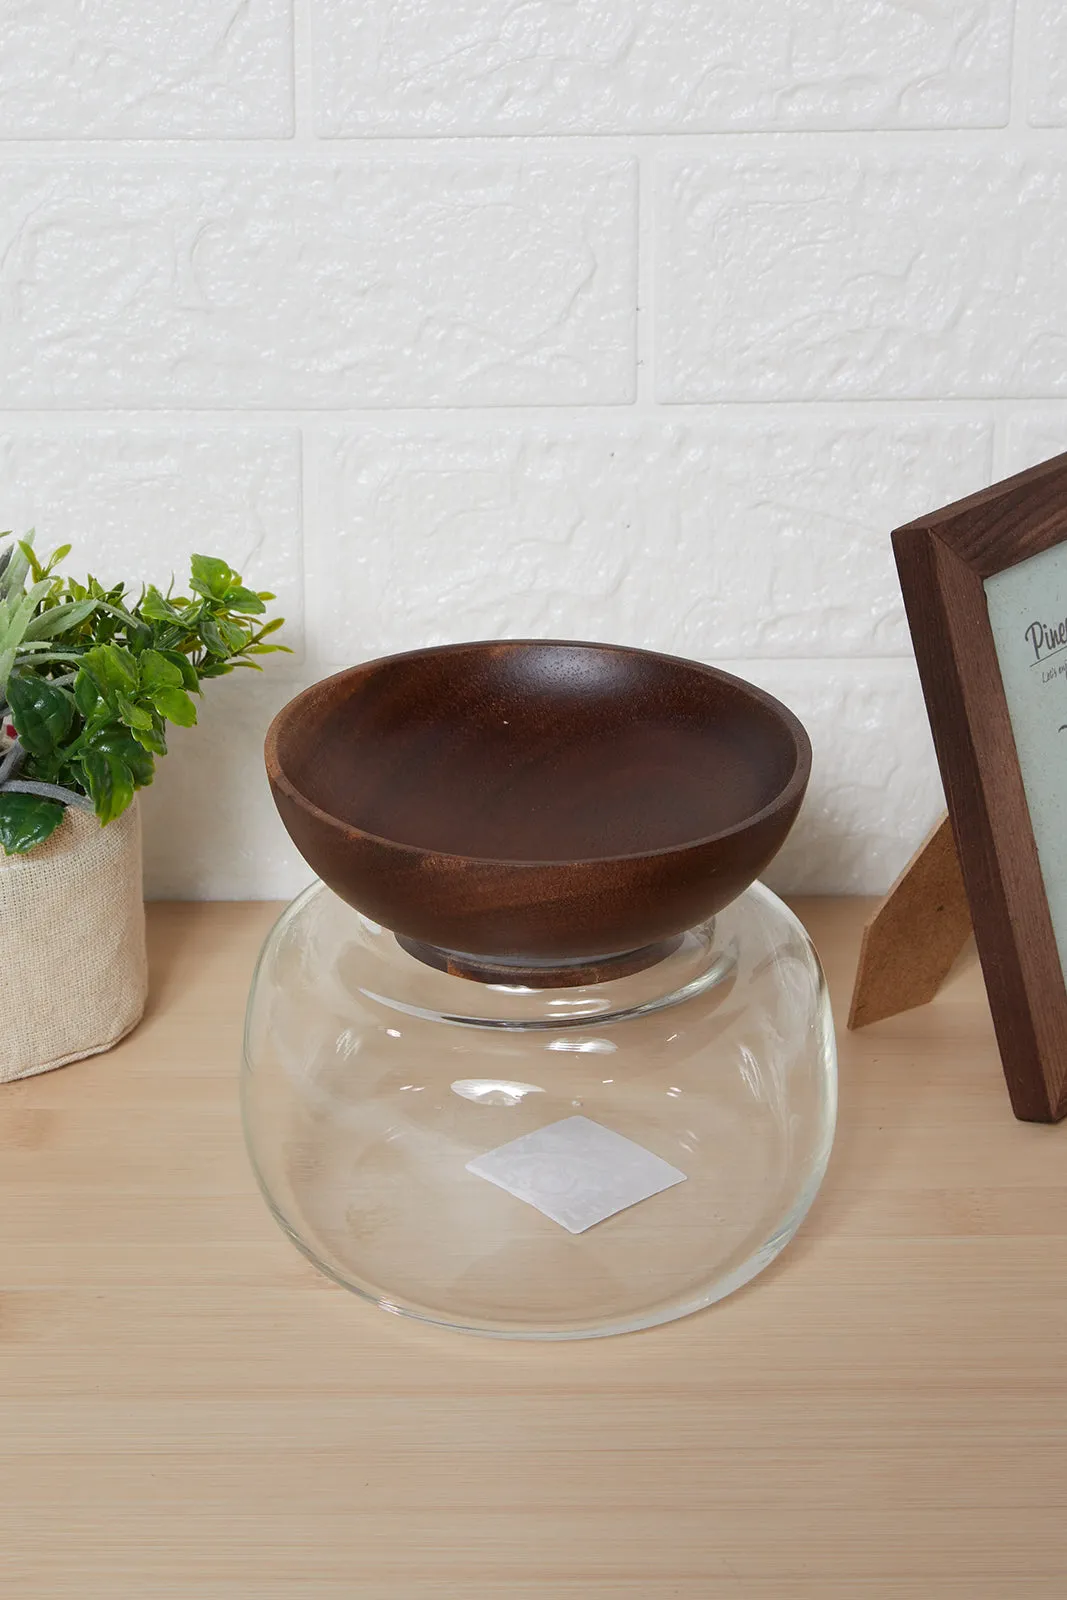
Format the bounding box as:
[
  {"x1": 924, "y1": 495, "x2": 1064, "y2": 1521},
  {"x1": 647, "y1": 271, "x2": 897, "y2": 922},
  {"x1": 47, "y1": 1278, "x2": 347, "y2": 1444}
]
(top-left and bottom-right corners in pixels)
[{"x1": 2, "y1": 898, "x2": 1065, "y2": 1599}]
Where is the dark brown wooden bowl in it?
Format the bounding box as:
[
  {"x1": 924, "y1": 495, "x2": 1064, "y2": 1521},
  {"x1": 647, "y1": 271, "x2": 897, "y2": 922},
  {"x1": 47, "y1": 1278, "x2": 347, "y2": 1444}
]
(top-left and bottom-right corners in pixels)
[{"x1": 265, "y1": 641, "x2": 811, "y2": 986}]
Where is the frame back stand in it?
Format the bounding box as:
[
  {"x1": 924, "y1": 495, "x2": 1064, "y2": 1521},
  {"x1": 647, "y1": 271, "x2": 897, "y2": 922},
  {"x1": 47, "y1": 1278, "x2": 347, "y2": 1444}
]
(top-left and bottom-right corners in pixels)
[{"x1": 848, "y1": 814, "x2": 973, "y2": 1030}]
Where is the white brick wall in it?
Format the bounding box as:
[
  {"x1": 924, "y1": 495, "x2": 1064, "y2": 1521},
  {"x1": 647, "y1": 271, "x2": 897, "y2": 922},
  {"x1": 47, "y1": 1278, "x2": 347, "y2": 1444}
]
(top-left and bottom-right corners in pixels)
[{"x1": 0, "y1": 1, "x2": 1061, "y2": 900}]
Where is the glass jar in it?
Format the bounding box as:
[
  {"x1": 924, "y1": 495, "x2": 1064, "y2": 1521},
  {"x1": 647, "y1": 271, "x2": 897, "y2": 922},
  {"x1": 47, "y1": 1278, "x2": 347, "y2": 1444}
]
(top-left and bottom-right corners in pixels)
[{"x1": 242, "y1": 878, "x2": 836, "y2": 1339}]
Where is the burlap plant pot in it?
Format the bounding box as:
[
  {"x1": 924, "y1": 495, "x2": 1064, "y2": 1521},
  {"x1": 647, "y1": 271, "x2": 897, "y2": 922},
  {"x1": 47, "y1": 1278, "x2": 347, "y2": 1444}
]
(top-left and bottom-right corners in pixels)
[{"x1": 0, "y1": 799, "x2": 147, "y2": 1083}]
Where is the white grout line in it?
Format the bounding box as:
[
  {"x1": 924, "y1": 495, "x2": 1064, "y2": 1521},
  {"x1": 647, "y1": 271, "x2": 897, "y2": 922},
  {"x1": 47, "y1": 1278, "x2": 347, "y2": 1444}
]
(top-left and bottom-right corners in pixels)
[
  {"x1": 0, "y1": 128, "x2": 1064, "y2": 160},
  {"x1": 291, "y1": 0, "x2": 315, "y2": 147},
  {"x1": 632, "y1": 153, "x2": 652, "y2": 412},
  {"x1": 1008, "y1": 0, "x2": 1034, "y2": 131},
  {"x1": 991, "y1": 401, "x2": 1012, "y2": 479},
  {"x1": 0, "y1": 401, "x2": 1058, "y2": 426}
]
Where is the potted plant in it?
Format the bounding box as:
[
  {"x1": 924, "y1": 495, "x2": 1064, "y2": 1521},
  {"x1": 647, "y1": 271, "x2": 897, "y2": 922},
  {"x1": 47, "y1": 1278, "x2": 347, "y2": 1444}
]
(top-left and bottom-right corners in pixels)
[{"x1": 0, "y1": 533, "x2": 287, "y2": 1084}]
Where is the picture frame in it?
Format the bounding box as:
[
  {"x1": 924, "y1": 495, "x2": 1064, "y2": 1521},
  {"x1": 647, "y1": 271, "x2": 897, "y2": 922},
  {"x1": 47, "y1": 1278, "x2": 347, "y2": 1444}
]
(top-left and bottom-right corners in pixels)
[{"x1": 894, "y1": 449, "x2": 1067, "y2": 1123}]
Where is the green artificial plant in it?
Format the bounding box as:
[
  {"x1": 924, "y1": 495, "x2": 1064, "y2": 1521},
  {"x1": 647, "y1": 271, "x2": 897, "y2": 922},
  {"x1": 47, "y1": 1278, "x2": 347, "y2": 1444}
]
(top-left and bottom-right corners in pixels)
[{"x1": 0, "y1": 534, "x2": 288, "y2": 856}]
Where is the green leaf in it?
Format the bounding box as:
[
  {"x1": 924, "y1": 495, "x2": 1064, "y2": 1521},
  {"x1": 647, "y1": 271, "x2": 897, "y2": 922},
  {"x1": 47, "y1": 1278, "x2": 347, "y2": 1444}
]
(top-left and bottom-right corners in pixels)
[
  {"x1": 190, "y1": 554, "x2": 234, "y2": 602},
  {"x1": 0, "y1": 792, "x2": 65, "y2": 855},
  {"x1": 198, "y1": 614, "x2": 229, "y2": 657},
  {"x1": 116, "y1": 692, "x2": 154, "y2": 732},
  {"x1": 153, "y1": 686, "x2": 198, "y2": 727},
  {"x1": 219, "y1": 616, "x2": 248, "y2": 653},
  {"x1": 197, "y1": 660, "x2": 235, "y2": 678},
  {"x1": 139, "y1": 648, "x2": 183, "y2": 693},
  {"x1": 13, "y1": 648, "x2": 84, "y2": 674},
  {"x1": 5, "y1": 534, "x2": 34, "y2": 593},
  {"x1": 131, "y1": 718, "x2": 168, "y2": 758},
  {"x1": 21, "y1": 596, "x2": 97, "y2": 642},
  {"x1": 80, "y1": 643, "x2": 139, "y2": 700},
  {"x1": 94, "y1": 596, "x2": 146, "y2": 633},
  {"x1": 123, "y1": 620, "x2": 155, "y2": 655},
  {"x1": 157, "y1": 649, "x2": 199, "y2": 690},
  {"x1": 5, "y1": 671, "x2": 75, "y2": 757},
  {"x1": 87, "y1": 727, "x2": 156, "y2": 787},
  {"x1": 225, "y1": 586, "x2": 266, "y2": 615},
  {"x1": 15, "y1": 536, "x2": 42, "y2": 585},
  {"x1": 81, "y1": 748, "x2": 135, "y2": 824},
  {"x1": 140, "y1": 585, "x2": 184, "y2": 624},
  {"x1": 0, "y1": 578, "x2": 55, "y2": 690},
  {"x1": 74, "y1": 670, "x2": 102, "y2": 720}
]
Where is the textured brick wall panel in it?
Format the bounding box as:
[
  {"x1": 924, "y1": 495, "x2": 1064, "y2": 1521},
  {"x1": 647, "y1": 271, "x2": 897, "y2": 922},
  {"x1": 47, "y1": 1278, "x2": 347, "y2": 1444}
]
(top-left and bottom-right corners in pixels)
[{"x1": 0, "y1": 2, "x2": 1041, "y2": 896}]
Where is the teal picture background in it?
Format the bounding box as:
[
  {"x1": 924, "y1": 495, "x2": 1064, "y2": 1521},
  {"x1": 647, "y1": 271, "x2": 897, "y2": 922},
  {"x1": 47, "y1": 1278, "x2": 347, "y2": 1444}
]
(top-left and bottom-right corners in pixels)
[{"x1": 986, "y1": 542, "x2": 1067, "y2": 982}]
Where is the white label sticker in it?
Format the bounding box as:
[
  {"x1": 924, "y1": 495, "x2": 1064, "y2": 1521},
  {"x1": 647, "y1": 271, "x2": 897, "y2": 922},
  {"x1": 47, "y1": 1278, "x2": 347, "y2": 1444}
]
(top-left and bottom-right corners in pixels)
[{"x1": 466, "y1": 1115, "x2": 687, "y2": 1234}]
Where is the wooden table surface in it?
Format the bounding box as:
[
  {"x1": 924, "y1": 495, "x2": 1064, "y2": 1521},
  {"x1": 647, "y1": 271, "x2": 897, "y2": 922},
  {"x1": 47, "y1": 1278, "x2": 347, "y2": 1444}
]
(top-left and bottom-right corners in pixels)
[{"x1": 2, "y1": 898, "x2": 1065, "y2": 1599}]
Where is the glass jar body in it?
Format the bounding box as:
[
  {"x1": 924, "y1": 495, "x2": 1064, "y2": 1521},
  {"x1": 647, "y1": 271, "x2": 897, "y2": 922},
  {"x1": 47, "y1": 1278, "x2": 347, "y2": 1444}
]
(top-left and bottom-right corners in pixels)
[{"x1": 243, "y1": 880, "x2": 836, "y2": 1339}]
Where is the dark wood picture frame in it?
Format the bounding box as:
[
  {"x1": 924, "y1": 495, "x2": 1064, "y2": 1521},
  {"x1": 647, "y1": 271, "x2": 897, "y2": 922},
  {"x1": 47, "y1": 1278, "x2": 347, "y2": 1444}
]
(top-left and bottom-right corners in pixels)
[{"x1": 895, "y1": 449, "x2": 1067, "y2": 1123}]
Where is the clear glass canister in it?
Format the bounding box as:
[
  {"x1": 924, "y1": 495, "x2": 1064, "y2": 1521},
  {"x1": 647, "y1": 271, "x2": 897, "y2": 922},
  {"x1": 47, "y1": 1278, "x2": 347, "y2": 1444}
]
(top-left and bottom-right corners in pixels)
[{"x1": 242, "y1": 879, "x2": 836, "y2": 1339}]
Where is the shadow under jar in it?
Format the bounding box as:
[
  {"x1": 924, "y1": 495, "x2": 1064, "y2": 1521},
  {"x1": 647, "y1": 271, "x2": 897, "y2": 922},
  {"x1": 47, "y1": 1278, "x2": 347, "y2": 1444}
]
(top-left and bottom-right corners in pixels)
[{"x1": 246, "y1": 640, "x2": 836, "y2": 1338}]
